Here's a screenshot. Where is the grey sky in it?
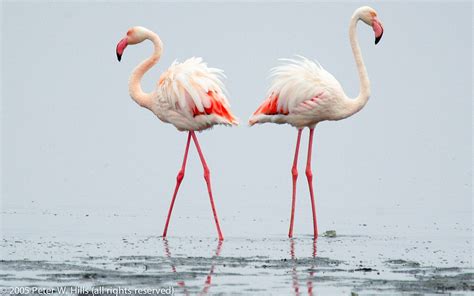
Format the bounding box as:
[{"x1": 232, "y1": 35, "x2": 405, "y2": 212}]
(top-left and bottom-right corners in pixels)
[{"x1": 1, "y1": 2, "x2": 472, "y2": 238}]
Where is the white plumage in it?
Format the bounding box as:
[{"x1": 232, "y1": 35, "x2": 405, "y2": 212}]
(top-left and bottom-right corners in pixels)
[
  {"x1": 249, "y1": 56, "x2": 350, "y2": 128},
  {"x1": 155, "y1": 57, "x2": 238, "y2": 131},
  {"x1": 116, "y1": 26, "x2": 238, "y2": 132}
]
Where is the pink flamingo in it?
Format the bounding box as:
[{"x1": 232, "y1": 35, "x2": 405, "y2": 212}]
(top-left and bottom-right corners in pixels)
[
  {"x1": 249, "y1": 6, "x2": 384, "y2": 238},
  {"x1": 116, "y1": 26, "x2": 238, "y2": 241}
]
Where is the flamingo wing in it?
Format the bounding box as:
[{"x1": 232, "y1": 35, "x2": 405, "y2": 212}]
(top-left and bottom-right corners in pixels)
[
  {"x1": 159, "y1": 57, "x2": 238, "y2": 125},
  {"x1": 250, "y1": 56, "x2": 343, "y2": 125}
]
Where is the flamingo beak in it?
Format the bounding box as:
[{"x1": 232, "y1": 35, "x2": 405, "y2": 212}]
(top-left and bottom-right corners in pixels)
[
  {"x1": 373, "y1": 17, "x2": 384, "y2": 45},
  {"x1": 116, "y1": 37, "x2": 128, "y2": 62}
]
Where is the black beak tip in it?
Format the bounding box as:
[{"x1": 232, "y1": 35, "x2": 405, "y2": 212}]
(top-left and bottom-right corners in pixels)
[
  {"x1": 116, "y1": 52, "x2": 122, "y2": 62},
  {"x1": 375, "y1": 31, "x2": 384, "y2": 45}
]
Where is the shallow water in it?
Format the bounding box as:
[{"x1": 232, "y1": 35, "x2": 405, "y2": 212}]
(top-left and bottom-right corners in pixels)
[{"x1": 1, "y1": 208, "x2": 473, "y2": 295}]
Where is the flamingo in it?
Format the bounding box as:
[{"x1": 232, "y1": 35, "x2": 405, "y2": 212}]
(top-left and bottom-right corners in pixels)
[
  {"x1": 249, "y1": 6, "x2": 384, "y2": 238},
  {"x1": 116, "y1": 26, "x2": 238, "y2": 241}
]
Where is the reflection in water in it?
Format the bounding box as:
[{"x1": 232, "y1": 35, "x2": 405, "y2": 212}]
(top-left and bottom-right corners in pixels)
[
  {"x1": 162, "y1": 238, "x2": 223, "y2": 295},
  {"x1": 162, "y1": 239, "x2": 187, "y2": 293},
  {"x1": 200, "y1": 240, "x2": 223, "y2": 296},
  {"x1": 290, "y1": 239, "x2": 318, "y2": 296}
]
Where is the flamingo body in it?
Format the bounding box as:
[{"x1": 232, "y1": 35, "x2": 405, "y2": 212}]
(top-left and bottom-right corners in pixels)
[
  {"x1": 249, "y1": 57, "x2": 349, "y2": 128},
  {"x1": 155, "y1": 57, "x2": 238, "y2": 131}
]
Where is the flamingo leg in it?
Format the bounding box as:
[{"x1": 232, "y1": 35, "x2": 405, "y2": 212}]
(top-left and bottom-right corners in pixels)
[
  {"x1": 305, "y1": 128, "x2": 318, "y2": 238},
  {"x1": 289, "y1": 129, "x2": 303, "y2": 238},
  {"x1": 162, "y1": 132, "x2": 192, "y2": 238},
  {"x1": 190, "y1": 131, "x2": 224, "y2": 241}
]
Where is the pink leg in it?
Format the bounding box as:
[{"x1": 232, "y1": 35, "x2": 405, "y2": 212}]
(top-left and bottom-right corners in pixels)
[
  {"x1": 305, "y1": 128, "x2": 318, "y2": 238},
  {"x1": 162, "y1": 132, "x2": 192, "y2": 238},
  {"x1": 289, "y1": 129, "x2": 303, "y2": 238},
  {"x1": 190, "y1": 131, "x2": 224, "y2": 241}
]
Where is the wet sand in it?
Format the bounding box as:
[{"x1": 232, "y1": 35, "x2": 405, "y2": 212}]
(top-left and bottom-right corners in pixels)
[
  {"x1": 1, "y1": 236, "x2": 473, "y2": 294},
  {"x1": 1, "y1": 209, "x2": 473, "y2": 295}
]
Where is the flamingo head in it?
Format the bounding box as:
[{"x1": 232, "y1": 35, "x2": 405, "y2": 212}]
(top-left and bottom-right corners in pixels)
[
  {"x1": 358, "y1": 6, "x2": 384, "y2": 45},
  {"x1": 116, "y1": 26, "x2": 149, "y2": 62}
]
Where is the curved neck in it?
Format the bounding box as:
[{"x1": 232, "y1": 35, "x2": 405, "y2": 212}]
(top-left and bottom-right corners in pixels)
[
  {"x1": 346, "y1": 12, "x2": 371, "y2": 115},
  {"x1": 129, "y1": 31, "x2": 162, "y2": 110}
]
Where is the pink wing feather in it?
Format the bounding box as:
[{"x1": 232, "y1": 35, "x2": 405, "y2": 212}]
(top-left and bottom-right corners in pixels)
[
  {"x1": 250, "y1": 56, "x2": 343, "y2": 125},
  {"x1": 159, "y1": 57, "x2": 238, "y2": 125}
]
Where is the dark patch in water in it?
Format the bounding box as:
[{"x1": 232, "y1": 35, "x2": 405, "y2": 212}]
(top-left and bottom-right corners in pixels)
[{"x1": 385, "y1": 259, "x2": 421, "y2": 268}]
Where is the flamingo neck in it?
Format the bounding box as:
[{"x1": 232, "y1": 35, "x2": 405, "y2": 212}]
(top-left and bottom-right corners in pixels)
[
  {"x1": 346, "y1": 11, "x2": 371, "y2": 116},
  {"x1": 129, "y1": 31, "x2": 163, "y2": 110}
]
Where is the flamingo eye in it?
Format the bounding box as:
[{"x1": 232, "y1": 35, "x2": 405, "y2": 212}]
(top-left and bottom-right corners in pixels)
[{"x1": 127, "y1": 30, "x2": 132, "y2": 36}]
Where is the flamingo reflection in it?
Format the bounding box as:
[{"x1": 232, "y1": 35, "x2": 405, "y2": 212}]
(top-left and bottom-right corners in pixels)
[
  {"x1": 290, "y1": 239, "x2": 318, "y2": 295},
  {"x1": 163, "y1": 239, "x2": 223, "y2": 295}
]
